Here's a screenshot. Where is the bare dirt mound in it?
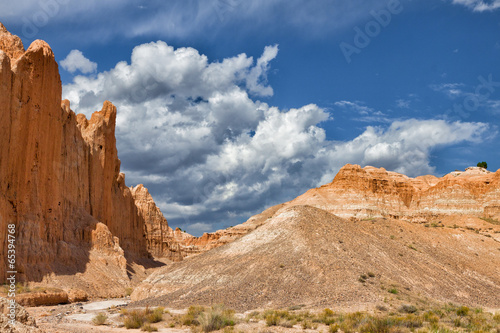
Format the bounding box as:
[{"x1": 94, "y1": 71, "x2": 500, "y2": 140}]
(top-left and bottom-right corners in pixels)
[{"x1": 132, "y1": 205, "x2": 500, "y2": 311}]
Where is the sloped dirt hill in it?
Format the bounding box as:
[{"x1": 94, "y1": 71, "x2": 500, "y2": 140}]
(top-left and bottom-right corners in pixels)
[{"x1": 132, "y1": 205, "x2": 500, "y2": 311}]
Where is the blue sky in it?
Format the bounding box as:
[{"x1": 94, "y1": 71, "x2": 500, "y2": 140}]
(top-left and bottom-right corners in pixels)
[{"x1": 2, "y1": 0, "x2": 500, "y2": 235}]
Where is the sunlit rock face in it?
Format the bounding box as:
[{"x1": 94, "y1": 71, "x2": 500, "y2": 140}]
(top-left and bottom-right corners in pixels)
[
  {"x1": 0, "y1": 24, "x2": 156, "y2": 295},
  {"x1": 291, "y1": 164, "x2": 500, "y2": 221}
]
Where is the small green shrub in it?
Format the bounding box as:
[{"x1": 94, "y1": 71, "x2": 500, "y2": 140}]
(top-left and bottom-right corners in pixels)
[
  {"x1": 408, "y1": 244, "x2": 418, "y2": 251},
  {"x1": 338, "y1": 312, "x2": 368, "y2": 333},
  {"x1": 288, "y1": 304, "x2": 305, "y2": 311},
  {"x1": 400, "y1": 314, "x2": 423, "y2": 328},
  {"x1": 359, "y1": 317, "x2": 393, "y2": 333},
  {"x1": 279, "y1": 319, "x2": 295, "y2": 328},
  {"x1": 388, "y1": 288, "x2": 398, "y2": 294},
  {"x1": 198, "y1": 305, "x2": 235, "y2": 332},
  {"x1": 123, "y1": 310, "x2": 145, "y2": 329},
  {"x1": 323, "y1": 308, "x2": 334, "y2": 317},
  {"x1": 318, "y1": 308, "x2": 336, "y2": 325},
  {"x1": 141, "y1": 323, "x2": 158, "y2": 332},
  {"x1": 264, "y1": 309, "x2": 297, "y2": 326},
  {"x1": 302, "y1": 320, "x2": 317, "y2": 329},
  {"x1": 467, "y1": 312, "x2": 491, "y2": 331},
  {"x1": 456, "y1": 306, "x2": 470, "y2": 316},
  {"x1": 146, "y1": 307, "x2": 164, "y2": 323},
  {"x1": 399, "y1": 304, "x2": 417, "y2": 314},
  {"x1": 247, "y1": 310, "x2": 260, "y2": 319},
  {"x1": 121, "y1": 307, "x2": 166, "y2": 329},
  {"x1": 329, "y1": 323, "x2": 340, "y2": 333},
  {"x1": 423, "y1": 311, "x2": 439, "y2": 323},
  {"x1": 265, "y1": 313, "x2": 279, "y2": 326},
  {"x1": 92, "y1": 313, "x2": 107, "y2": 326},
  {"x1": 182, "y1": 305, "x2": 205, "y2": 326}
]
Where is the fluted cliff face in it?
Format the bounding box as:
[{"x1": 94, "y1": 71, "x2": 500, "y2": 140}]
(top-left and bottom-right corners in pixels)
[
  {"x1": 130, "y1": 185, "x2": 187, "y2": 261},
  {"x1": 291, "y1": 164, "x2": 500, "y2": 221},
  {"x1": 0, "y1": 24, "x2": 149, "y2": 287}
]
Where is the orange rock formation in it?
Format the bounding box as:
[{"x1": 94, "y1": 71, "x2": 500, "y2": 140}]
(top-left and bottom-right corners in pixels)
[
  {"x1": 131, "y1": 184, "x2": 188, "y2": 261},
  {"x1": 0, "y1": 23, "x2": 174, "y2": 294},
  {"x1": 291, "y1": 164, "x2": 500, "y2": 221}
]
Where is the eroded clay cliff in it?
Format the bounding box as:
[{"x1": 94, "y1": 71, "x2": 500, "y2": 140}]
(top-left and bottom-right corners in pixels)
[
  {"x1": 130, "y1": 185, "x2": 187, "y2": 261},
  {"x1": 0, "y1": 23, "x2": 166, "y2": 295}
]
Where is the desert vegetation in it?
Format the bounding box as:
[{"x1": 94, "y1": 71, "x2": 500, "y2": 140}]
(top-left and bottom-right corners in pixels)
[
  {"x1": 250, "y1": 303, "x2": 500, "y2": 333},
  {"x1": 105, "y1": 303, "x2": 500, "y2": 332},
  {"x1": 0, "y1": 283, "x2": 63, "y2": 295},
  {"x1": 120, "y1": 306, "x2": 164, "y2": 330},
  {"x1": 92, "y1": 312, "x2": 107, "y2": 326},
  {"x1": 480, "y1": 217, "x2": 500, "y2": 225},
  {"x1": 477, "y1": 161, "x2": 488, "y2": 169},
  {"x1": 118, "y1": 305, "x2": 236, "y2": 332},
  {"x1": 173, "y1": 305, "x2": 236, "y2": 332}
]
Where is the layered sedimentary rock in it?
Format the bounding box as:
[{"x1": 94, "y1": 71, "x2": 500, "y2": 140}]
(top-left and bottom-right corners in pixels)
[
  {"x1": 291, "y1": 164, "x2": 500, "y2": 221},
  {"x1": 0, "y1": 23, "x2": 152, "y2": 290},
  {"x1": 167, "y1": 165, "x2": 500, "y2": 256}
]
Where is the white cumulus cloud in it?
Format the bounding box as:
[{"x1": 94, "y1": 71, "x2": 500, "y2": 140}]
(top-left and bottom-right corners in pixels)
[
  {"x1": 60, "y1": 50, "x2": 98, "y2": 74},
  {"x1": 62, "y1": 41, "x2": 491, "y2": 234}
]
